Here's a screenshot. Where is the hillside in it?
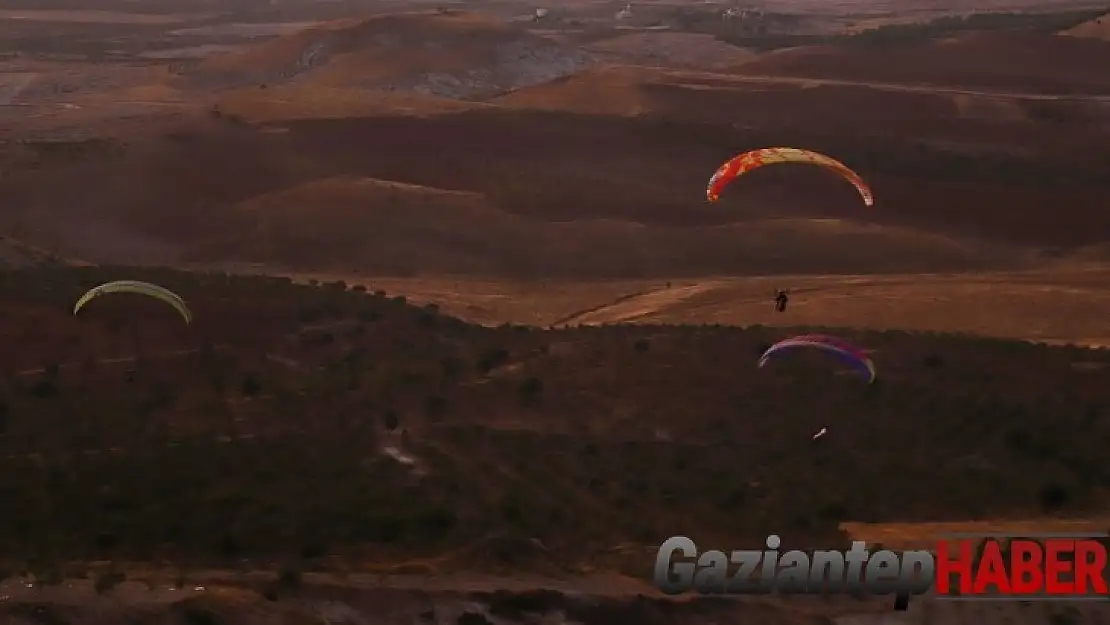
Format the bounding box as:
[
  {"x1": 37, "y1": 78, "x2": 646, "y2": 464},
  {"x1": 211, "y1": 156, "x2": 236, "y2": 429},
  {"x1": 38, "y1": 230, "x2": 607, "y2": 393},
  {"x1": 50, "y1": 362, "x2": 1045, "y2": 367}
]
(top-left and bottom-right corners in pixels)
[
  {"x1": 1061, "y1": 11, "x2": 1110, "y2": 39},
  {"x1": 539, "y1": 269, "x2": 1110, "y2": 346},
  {"x1": 4, "y1": 10, "x2": 1110, "y2": 279},
  {"x1": 0, "y1": 235, "x2": 77, "y2": 268},
  {"x1": 1, "y1": 265, "x2": 1109, "y2": 574},
  {"x1": 185, "y1": 10, "x2": 594, "y2": 98},
  {"x1": 731, "y1": 30, "x2": 1110, "y2": 93},
  {"x1": 319, "y1": 267, "x2": 1110, "y2": 349},
  {"x1": 184, "y1": 175, "x2": 1016, "y2": 277}
]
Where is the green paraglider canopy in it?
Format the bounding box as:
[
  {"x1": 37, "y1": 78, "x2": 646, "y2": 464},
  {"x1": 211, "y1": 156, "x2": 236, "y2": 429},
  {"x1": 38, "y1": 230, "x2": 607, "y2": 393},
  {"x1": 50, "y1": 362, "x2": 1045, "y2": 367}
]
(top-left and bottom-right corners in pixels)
[{"x1": 73, "y1": 280, "x2": 192, "y2": 324}]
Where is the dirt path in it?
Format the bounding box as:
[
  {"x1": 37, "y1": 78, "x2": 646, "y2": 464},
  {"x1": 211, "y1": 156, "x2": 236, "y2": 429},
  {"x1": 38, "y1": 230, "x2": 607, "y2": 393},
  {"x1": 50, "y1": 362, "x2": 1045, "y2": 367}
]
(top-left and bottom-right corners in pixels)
[
  {"x1": 556, "y1": 280, "x2": 740, "y2": 326},
  {"x1": 345, "y1": 266, "x2": 1110, "y2": 347},
  {"x1": 562, "y1": 269, "x2": 1110, "y2": 346},
  {"x1": 549, "y1": 285, "x2": 666, "y2": 326},
  {"x1": 673, "y1": 67, "x2": 1110, "y2": 102}
]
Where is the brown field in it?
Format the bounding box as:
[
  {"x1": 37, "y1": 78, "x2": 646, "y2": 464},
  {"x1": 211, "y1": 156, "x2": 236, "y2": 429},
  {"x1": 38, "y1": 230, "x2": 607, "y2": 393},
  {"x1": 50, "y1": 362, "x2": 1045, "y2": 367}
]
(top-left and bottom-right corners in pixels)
[
  {"x1": 1061, "y1": 10, "x2": 1110, "y2": 39},
  {"x1": 2, "y1": 5, "x2": 1110, "y2": 623},
  {"x1": 732, "y1": 30, "x2": 1110, "y2": 94},
  {"x1": 302, "y1": 265, "x2": 1110, "y2": 346}
]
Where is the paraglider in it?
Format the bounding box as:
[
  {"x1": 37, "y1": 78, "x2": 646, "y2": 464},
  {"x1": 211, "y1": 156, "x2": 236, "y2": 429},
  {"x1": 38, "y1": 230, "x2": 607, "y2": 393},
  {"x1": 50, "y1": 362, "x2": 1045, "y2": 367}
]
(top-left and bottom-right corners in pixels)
[
  {"x1": 706, "y1": 148, "x2": 874, "y2": 206},
  {"x1": 774, "y1": 290, "x2": 789, "y2": 313},
  {"x1": 74, "y1": 280, "x2": 192, "y2": 324},
  {"x1": 758, "y1": 334, "x2": 875, "y2": 383}
]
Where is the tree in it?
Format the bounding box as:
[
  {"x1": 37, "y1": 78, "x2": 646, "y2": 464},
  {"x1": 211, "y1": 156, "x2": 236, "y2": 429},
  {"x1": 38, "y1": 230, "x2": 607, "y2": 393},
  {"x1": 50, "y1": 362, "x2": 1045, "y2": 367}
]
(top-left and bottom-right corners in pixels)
[
  {"x1": 477, "y1": 348, "x2": 510, "y2": 374},
  {"x1": 441, "y1": 356, "x2": 463, "y2": 380},
  {"x1": 1037, "y1": 483, "x2": 1070, "y2": 512},
  {"x1": 384, "y1": 409, "x2": 400, "y2": 431},
  {"x1": 518, "y1": 377, "x2": 544, "y2": 405},
  {"x1": 424, "y1": 395, "x2": 448, "y2": 420},
  {"x1": 241, "y1": 374, "x2": 262, "y2": 397}
]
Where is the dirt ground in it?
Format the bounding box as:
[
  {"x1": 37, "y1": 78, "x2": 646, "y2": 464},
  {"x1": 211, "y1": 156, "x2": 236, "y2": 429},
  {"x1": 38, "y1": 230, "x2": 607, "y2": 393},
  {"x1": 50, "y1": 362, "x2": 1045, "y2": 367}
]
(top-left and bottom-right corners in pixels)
[{"x1": 295, "y1": 263, "x2": 1110, "y2": 347}]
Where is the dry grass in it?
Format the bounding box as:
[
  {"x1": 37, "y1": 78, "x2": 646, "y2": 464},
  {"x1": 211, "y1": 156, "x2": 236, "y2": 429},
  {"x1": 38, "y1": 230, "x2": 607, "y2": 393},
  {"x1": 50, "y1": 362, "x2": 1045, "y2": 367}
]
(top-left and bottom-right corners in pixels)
[
  {"x1": 314, "y1": 265, "x2": 1110, "y2": 346},
  {"x1": 1061, "y1": 11, "x2": 1110, "y2": 40}
]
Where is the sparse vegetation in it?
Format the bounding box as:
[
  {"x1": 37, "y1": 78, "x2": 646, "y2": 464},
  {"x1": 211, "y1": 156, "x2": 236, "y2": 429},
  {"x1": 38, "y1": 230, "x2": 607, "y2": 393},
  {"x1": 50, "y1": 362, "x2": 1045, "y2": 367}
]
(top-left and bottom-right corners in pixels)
[{"x1": 0, "y1": 265, "x2": 1105, "y2": 574}]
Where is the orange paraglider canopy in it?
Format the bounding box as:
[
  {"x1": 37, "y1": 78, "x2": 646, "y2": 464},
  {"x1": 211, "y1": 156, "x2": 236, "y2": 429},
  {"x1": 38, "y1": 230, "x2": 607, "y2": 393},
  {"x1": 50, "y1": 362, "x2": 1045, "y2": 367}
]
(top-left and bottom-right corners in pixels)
[{"x1": 706, "y1": 147, "x2": 874, "y2": 206}]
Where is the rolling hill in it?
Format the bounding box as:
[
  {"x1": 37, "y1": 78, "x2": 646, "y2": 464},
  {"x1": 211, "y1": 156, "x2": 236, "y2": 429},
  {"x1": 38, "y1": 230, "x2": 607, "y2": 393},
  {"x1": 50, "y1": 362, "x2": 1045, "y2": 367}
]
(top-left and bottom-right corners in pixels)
[
  {"x1": 271, "y1": 103, "x2": 1110, "y2": 249},
  {"x1": 3, "y1": 10, "x2": 1110, "y2": 280},
  {"x1": 2, "y1": 93, "x2": 1107, "y2": 276},
  {"x1": 184, "y1": 10, "x2": 594, "y2": 98},
  {"x1": 1061, "y1": 11, "x2": 1110, "y2": 40},
  {"x1": 188, "y1": 175, "x2": 1017, "y2": 276},
  {"x1": 0, "y1": 235, "x2": 76, "y2": 268}
]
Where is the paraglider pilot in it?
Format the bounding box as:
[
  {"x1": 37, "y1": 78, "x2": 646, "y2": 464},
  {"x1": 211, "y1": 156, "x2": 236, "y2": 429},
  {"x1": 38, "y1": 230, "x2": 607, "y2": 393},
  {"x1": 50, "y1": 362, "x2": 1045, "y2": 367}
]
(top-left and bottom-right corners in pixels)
[{"x1": 775, "y1": 290, "x2": 789, "y2": 313}]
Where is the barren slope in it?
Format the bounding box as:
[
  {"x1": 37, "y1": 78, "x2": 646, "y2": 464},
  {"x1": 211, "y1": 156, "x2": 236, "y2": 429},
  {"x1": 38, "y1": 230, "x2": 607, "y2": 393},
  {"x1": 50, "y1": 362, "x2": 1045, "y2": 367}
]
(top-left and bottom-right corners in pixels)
[
  {"x1": 1061, "y1": 11, "x2": 1110, "y2": 39},
  {"x1": 312, "y1": 264, "x2": 1110, "y2": 347},
  {"x1": 555, "y1": 267, "x2": 1110, "y2": 346},
  {"x1": 0, "y1": 235, "x2": 78, "y2": 268}
]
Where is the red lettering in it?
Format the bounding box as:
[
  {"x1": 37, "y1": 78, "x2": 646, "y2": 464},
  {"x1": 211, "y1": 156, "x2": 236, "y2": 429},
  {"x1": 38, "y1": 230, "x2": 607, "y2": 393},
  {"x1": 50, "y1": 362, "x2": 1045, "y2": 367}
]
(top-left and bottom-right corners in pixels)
[
  {"x1": 935, "y1": 540, "x2": 975, "y2": 594},
  {"x1": 1009, "y1": 539, "x2": 1043, "y2": 594},
  {"x1": 1044, "y1": 540, "x2": 1075, "y2": 594},
  {"x1": 1074, "y1": 540, "x2": 1108, "y2": 595},
  {"x1": 973, "y1": 541, "x2": 1011, "y2": 594}
]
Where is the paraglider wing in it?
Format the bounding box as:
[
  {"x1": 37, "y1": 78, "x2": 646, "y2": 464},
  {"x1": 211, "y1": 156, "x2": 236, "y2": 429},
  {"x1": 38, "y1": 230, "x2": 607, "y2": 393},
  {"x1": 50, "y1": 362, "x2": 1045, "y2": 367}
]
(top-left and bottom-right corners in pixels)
[
  {"x1": 706, "y1": 147, "x2": 873, "y2": 206},
  {"x1": 758, "y1": 335, "x2": 875, "y2": 383},
  {"x1": 74, "y1": 280, "x2": 192, "y2": 324},
  {"x1": 783, "y1": 334, "x2": 865, "y2": 354}
]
